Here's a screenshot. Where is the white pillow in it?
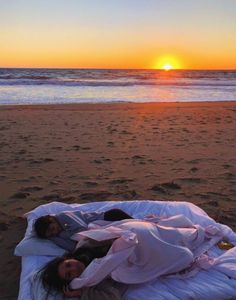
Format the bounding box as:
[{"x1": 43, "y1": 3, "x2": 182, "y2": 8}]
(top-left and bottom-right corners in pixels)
[{"x1": 14, "y1": 236, "x2": 66, "y2": 257}]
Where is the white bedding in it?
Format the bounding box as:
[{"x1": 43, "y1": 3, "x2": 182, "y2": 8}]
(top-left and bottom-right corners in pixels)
[{"x1": 16, "y1": 200, "x2": 236, "y2": 300}]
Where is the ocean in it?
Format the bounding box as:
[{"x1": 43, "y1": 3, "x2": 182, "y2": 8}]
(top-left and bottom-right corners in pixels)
[{"x1": 0, "y1": 68, "x2": 235, "y2": 105}]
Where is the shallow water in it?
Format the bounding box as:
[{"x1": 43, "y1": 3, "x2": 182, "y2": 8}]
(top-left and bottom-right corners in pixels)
[{"x1": 0, "y1": 68, "x2": 235, "y2": 104}]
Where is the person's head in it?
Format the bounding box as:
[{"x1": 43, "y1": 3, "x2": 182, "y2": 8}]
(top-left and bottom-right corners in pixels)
[
  {"x1": 34, "y1": 215, "x2": 62, "y2": 238},
  {"x1": 42, "y1": 256, "x2": 85, "y2": 291}
]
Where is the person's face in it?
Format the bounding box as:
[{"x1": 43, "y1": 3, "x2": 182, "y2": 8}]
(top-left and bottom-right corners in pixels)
[
  {"x1": 58, "y1": 259, "x2": 85, "y2": 281},
  {"x1": 45, "y1": 217, "x2": 62, "y2": 237}
]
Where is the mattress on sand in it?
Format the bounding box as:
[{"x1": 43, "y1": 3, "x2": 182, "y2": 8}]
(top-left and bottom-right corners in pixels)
[{"x1": 15, "y1": 200, "x2": 236, "y2": 300}]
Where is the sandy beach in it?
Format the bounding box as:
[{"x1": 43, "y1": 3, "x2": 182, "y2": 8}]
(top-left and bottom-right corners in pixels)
[{"x1": 1, "y1": 101, "x2": 236, "y2": 299}]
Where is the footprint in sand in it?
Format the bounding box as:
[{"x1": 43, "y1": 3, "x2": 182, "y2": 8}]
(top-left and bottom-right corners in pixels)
[
  {"x1": 177, "y1": 178, "x2": 206, "y2": 184},
  {"x1": 60, "y1": 196, "x2": 76, "y2": 202},
  {"x1": 10, "y1": 192, "x2": 30, "y2": 199},
  {"x1": 79, "y1": 192, "x2": 113, "y2": 201},
  {"x1": 20, "y1": 186, "x2": 43, "y2": 192},
  {"x1": 41, "y1": 194, "x2": 61, "y2": 201},
  {"x1": 190, "y1": 167, "x2": 198, "y2": 173},
  {"x1": 0, "y1": 222, "x2": 8, "y2": 231},
  {"x1": 208, "y1": 200, "x2": 219, "y2": 206},
  {"x1": 0, "y1": 175, "x2": 6, "y2": 181},
  {"x1": 93, "y1": 158, "x2": 111, "y2": 164},
  {"x1": 72, "y1": 145, "x2": 80, "y2": 151},
  {"x1": 17, "y1": 149, "x2": 27, "y2": 155},
  {"x1": 150, "y1": 181, "x2": 181, "y2": 194},
  {"x1": 93, "y1": 159, "x2": 103, "y2": 164},
  {"x1": 131, "y1": 155, "x2": 148, "y2": 165},
  {"x1": 117, "y1": 190, "x2": 138, "y2": 199},
  {"x1": 29, "y1": 158, "x2": 54, "y2": 164},
  {"x1": 220, "y1": 172, "x2": 235, "y2": 179},
  {"x1": 194, "y1": 193, "x2": 211, "y2": 200},
  {"x1": 222, "y1": 164, "x2": 231, "y2": 169},
  {"x1": 109, "y1": 178, "x2": 134, "y2": 185},
  {"x1": 107, "y1": 141, "x2": 114, "y2": 147},
  {"x1": 187, "y1": 159, "x2": 201, "y2": 164},
  {"x1": 85, "y1": 181, "x2": 98, "y2": 187}
]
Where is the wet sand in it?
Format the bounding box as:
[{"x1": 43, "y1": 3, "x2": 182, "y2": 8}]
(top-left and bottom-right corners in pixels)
[{"x1": 0, "y1": 101, "x2": 236, "y2": 299}]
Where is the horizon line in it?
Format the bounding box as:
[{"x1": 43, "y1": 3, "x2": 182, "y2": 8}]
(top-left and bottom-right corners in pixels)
[{"x1": 0, "y1": 67, "x2": 236, "y2": 71}]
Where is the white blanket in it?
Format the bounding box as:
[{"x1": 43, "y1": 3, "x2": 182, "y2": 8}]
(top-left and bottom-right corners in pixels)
[{"x1": 16, "y1": 200, "x2": 236, "y2": 300}]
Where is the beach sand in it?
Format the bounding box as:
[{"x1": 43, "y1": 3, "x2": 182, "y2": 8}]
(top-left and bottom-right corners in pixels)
[{"x1": 0, "y1": 101, "x2": 236, "y2": 299}]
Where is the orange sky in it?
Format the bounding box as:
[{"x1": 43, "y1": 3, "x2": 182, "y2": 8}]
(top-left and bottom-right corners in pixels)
[{"x1": 0, "y1": 1, "x2": 236, "y2": 69}]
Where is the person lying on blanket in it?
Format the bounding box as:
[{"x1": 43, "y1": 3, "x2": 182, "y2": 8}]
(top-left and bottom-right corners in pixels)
[
  {"x1": 42, "y1": 238, "x2": 115, "y2": 297},
  {"x1": 34, "y1": 208, "x2": 132, "y2": 251},
  {"x1": 41, "y1": 214, "x2": 235, "y2": 298}
]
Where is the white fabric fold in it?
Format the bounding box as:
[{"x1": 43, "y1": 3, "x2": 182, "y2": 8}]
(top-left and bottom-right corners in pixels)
[{"x1": 70, "y1": 215, "x2": 229, "y2": 289}]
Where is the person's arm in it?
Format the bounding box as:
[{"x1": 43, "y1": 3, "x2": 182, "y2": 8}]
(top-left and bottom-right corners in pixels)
[
  {"x1": 63, "y1": 285, "x2": 82, "y2": 297},
  {"x1": 104, "y1": 209, "x2": 133, "y2": 221},
  {"x1": 79, "y1": 208, "x2": 132, "y2": 224},
  {"x1": 77, "y1": 210, "x2": 105, "y2": 224},
  {"x1": 50, "y1": 236, "x2": 77, "y2": 252},
  {"x1": 81, "y1": 279, "x2": 123, "y2": 300}
]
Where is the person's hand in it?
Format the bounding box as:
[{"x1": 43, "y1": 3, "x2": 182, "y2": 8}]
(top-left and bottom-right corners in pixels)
[
  {"x1": 63, "y1": 285, "x2": 82, "y2": 297},
  {"x1": 76, "y1": 237, "x2": 90, "y2": 249}
]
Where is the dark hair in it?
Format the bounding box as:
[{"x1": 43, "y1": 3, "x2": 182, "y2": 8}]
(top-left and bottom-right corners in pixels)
[
  {"x1": 41, "y1": 256, "x2": 69, "y2": 292},
  {"x1": 34, "y1": 215, "x2": 54, "y2": 238}
]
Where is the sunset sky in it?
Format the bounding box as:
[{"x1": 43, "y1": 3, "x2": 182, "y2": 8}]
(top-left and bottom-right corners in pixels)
[{"x1": 0, "y1": 0, "x2": 236, "y2": 69}]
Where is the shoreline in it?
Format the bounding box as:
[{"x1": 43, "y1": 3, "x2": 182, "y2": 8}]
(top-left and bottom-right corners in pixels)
[
  {"x1": 1, "y1": 100, "x2": 236, "y2": 110},
  {"x1": 1, "y1": 101, "x2": 236, "y2": 299}
]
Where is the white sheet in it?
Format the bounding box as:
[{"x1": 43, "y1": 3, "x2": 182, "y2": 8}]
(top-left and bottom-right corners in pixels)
[{"x1": 16, "y1": 200, "x2": 236, "y2": 300}]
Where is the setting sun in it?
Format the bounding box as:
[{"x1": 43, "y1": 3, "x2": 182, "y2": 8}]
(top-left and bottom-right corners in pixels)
[
  {"x1": 153, "y1": 55, "x2": 181, "y2": 70},
  {"x1": 163, "y1": 64, "x2": 173, "y2": 71}
]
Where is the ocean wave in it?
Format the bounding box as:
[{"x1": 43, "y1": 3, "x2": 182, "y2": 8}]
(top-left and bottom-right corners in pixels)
[
  {"x1": 0, "y1": 69, "x2": 236, "y2": 89},
  {"x1": 0, "y1": 74, "x2": 53, "y2": 80},
  {"x1": 0, "y1": 78, "x2": 236, "y2": 88}
]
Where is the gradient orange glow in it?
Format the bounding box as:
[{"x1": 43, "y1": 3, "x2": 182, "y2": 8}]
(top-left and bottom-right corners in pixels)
[{"x1": 0, "y1": 1, "x2": 236, "y2": 69}]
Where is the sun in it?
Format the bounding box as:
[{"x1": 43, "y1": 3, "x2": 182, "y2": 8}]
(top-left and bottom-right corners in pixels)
[
  {"x1": 153, "y1": 55, "x2": 181, "y2": 70},
  {"x1": 163, "y1": 64, "x2": 172, "y2": 71}
]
